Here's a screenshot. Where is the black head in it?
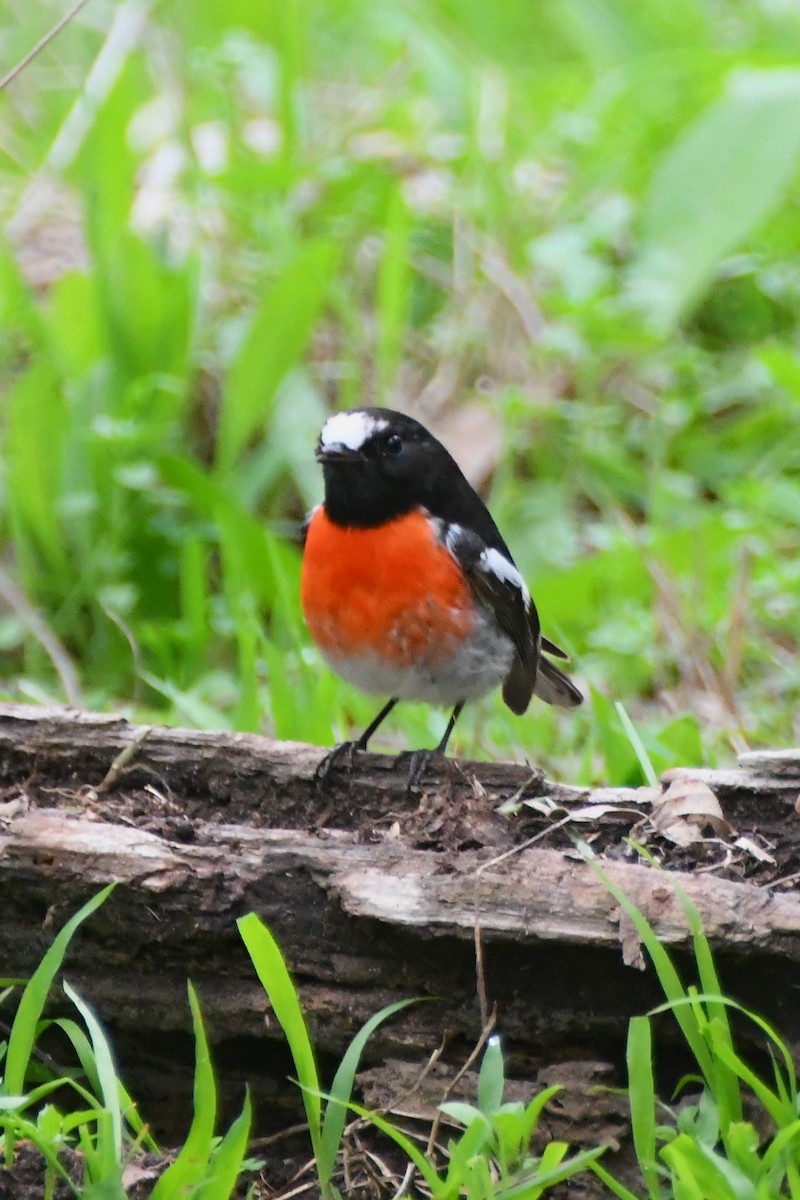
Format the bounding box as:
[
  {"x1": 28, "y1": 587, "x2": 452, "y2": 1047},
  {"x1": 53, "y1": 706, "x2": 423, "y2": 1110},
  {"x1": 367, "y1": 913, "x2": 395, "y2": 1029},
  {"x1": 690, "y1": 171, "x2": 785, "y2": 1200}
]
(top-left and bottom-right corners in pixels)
[{"x1": 315, "y1": 407, "x2": 510, "y2": 553}]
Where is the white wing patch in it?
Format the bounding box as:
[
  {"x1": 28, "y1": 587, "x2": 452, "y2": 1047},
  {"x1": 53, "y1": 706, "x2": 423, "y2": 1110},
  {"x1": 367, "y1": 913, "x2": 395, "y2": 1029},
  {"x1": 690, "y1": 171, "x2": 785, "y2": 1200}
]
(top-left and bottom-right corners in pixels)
[
  {"x1": 319, "y1": 410, "x2": 387, "y2": 452},
  {"x1": 441, "y1": 522, "x2": 531, "y2": 608},
  {"x1": 479, "y1": 547, "x2": 531, "y2": 605}
]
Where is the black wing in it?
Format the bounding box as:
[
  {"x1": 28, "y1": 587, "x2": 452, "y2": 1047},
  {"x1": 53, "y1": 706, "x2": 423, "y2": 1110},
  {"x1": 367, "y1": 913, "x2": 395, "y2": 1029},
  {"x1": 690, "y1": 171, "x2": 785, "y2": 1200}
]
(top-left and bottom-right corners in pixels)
[{"x1": 443, "y1": 524, "x2": 582, "y2": 713}]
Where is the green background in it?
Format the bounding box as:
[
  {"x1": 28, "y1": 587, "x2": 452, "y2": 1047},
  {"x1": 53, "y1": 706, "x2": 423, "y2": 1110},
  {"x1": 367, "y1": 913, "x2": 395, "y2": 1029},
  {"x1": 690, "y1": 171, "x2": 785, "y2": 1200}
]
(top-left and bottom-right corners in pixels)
[{"x1": 1, "y1": 0, "x2": 799, "y2": 784}]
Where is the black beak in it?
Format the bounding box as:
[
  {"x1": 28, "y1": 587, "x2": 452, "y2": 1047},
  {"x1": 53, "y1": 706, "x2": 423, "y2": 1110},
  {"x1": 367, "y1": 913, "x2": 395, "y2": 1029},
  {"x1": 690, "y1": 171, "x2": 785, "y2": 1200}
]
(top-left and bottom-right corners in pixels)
[{"x1": 315, "y1": 442, "x2": 362, "y2": 464}]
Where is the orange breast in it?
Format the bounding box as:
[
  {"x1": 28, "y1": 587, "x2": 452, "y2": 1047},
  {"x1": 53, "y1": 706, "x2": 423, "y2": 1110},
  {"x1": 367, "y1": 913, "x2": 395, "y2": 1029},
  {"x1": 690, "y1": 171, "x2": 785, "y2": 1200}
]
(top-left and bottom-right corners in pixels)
[{"x1": 301, "y1": 508, "x2": 474, "y2": 667}]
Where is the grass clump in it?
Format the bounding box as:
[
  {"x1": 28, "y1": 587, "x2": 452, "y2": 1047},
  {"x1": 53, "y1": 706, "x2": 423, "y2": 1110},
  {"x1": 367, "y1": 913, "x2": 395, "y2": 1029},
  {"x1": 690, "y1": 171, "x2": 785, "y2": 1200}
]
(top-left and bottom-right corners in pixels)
[
  {"x1": 240, "y1": 911, "x2": 608, "y2": 1198},
  {"x1": 0, "y1": 888, "x2": 251, "y2": 1200},
  {"x1": 587, "y1": 850, "x2": 800, "y2": 1199},
  {"x1": 4, "y1": 885, "x2": 800, "y2": 1197}
]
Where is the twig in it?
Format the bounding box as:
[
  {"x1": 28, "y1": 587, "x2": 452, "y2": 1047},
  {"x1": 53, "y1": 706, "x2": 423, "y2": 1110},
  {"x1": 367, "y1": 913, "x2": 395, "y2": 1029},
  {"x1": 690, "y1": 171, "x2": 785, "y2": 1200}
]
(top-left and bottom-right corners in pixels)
[
  {"x1": 762, "y1": 871, "x2": 800, "y2": 892},
  {"x1": 391, "y1": 1031, "x2": 448, "y2": 1111},
  {"x1": 101, "y1": 601, "x2": 144, "y2": 705},
  {"x1": 0, "y1": 0, "x2": 92, "y2": 92},
  {"x1": 391, "y1": 1161, "x2": 417, "y2": 1199},
  {"x1": 475, "y1": 812, "x2": 575, "y2": 875},
  {"x1": 267, "y1": 1157, "x2": 317, "y2": 1200},
  {"x1": 425, "y1": 1010, "x2": 496, "y2": 1158},
  {"x1": 242, "y1": 1121, "x2": 310, "y2": 1150},
  {"x1": 269, "y1": 1180, "x2": 318, "y2": 1200},
  {"x1": 474, "y1": 919, "x2": 490, "y2": 1030},
  {"x1": 94, "y1": 726, "x2": 153, "y2": 794}
]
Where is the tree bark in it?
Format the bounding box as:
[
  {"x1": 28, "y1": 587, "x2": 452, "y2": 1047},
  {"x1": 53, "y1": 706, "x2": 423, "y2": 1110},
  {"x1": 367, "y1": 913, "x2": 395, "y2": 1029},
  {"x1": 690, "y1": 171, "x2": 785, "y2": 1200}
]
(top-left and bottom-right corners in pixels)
[{"x1": 1, "y1": 702, "x2": 799, "y2": 1145}]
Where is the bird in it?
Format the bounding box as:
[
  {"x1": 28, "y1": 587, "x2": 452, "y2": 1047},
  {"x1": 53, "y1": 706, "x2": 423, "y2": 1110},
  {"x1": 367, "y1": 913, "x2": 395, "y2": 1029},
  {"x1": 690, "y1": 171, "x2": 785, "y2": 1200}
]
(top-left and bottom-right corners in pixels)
[{"x1": 301, "y1": 407, "x2": 582, "y2": 788}]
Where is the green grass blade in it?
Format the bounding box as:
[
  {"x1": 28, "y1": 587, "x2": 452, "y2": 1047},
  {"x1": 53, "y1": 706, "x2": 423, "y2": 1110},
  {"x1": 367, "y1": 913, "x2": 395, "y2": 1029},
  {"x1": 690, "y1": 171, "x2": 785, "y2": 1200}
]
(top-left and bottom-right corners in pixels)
[
  {"x1": 53, "y1": 1018, "x2": 157, "y2": 1151},
  {"x1": 520, "y1": 1085, "x2": 563, "y2": 1145},
  {"x1": 493, "y1": 1143, "x2": 610, "y2": 1198},
  {"x1": 578, "y1": 847, "x2": 715, "y2": 1082},
  {"x1": 62, "y1": 981, "x2": 123, "y2": 1168},
  {"x1": 194, "y1": 1089, "x2": 252, "y2": 1200},
  {"x1": 624, "y1": 847, "x2": 745, "y2": 1127},
  {"x1": 660, "y1": 869, "x2": 743, "y2": 1126},
  {"x1": 710, "y1": 1037, "x2": 791, "y2": 1128},
  {"x1": 318, "y1": 998, "x2": 417, "y2": 1188},
  {"x1": 651, "y1": 991, "x2": 799, "y2": 1128},
  {"x1": 237, "y1": 914, "x2": 321, "y2": 1161},
  {"x1": 615, "y1": 701, "x2": 659, "y2": 787},
  {"x1": 150, "y1": 983, "x2": 217, "y2": 1200},
  {"x1": 3, "y1": 885, "x2": 115, "y2": 1097},
  {"x1": 762, "y1": 1119, "x2": 800, "y2": 1170},
  {"x1": 590, "y1": 1158, "x2": 645, "y2": 1200},
  {"x1": 627, "y1": 1016, "x2": 661, "y2": 1200},
  {"x1": 477, "y1": 1034, "x2": 506, "y2": 1115}
]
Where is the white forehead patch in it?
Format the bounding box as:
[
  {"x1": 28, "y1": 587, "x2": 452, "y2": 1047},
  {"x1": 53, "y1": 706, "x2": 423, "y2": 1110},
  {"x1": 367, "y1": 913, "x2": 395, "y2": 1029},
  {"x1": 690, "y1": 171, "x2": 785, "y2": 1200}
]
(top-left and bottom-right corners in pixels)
[{"x1": 319, "y1": 410, "x2": 387, "y2": 452}]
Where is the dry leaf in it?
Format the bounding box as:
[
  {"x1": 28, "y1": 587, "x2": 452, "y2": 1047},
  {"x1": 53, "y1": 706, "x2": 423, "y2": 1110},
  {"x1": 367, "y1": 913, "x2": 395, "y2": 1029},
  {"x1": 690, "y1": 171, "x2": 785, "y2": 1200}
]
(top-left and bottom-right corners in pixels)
[
  {"x1": 651, "y1": 778, "x2": 736, "y2": 847},
  {"x1": 734, "y1": 835, "x2": 776, "y2": 865},
  {"x1": 566, "y1": 803, "x2": 646, "y2": 823}
]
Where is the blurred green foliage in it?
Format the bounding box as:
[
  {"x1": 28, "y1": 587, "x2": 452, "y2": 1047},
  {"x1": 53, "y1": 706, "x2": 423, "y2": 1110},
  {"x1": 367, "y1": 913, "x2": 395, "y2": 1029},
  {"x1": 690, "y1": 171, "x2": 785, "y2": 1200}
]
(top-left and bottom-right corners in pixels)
[{"x1": 1, "y1": 0, "x2": 798, "y2": 783}]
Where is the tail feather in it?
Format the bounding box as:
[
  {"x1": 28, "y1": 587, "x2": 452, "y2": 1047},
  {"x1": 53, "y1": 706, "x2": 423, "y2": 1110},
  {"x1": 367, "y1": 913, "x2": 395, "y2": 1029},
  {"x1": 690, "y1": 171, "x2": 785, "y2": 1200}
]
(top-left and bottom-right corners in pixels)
[
  {"x1": 541, "y1": 635, "x2": 569, "y2": 661},
  {"x1": 533, "y1": 655, "x2": 583, "y2": 708}
]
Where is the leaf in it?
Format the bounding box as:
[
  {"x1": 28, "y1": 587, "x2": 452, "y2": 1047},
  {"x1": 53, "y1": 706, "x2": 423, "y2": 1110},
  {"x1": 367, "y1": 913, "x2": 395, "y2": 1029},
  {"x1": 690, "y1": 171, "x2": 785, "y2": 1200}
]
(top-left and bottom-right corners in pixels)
[
  {"x1": 216, "y1": 240, "x2": 340, "y2": 472},
  {"x1": 318, "y1": 999, "x2": 417, "y2": 1191},
  {"x1": 193, "y1": 1090, "x2": 252, "y2": 1200},
  {"x1": 53, "y1": 1017, "x2": 156, "y2": 1151},
  {"x1": 63, "y1": 982, "x2": 123, "y2": 1167},
  {"x1": 626, "y1": 1017, "x2": 660, "y2": 1200},
  {"x1": 3, "y1": 886, "x2": 114, "y2": 1097},
  {"x1": 631, "y1": 68, "x2": 800, "y2": 329},
  {"x1": 439, "y1": 1101, "x2": 487, "y2": 1128},
  {"x1": 477, "y1": 1035, "x2": 506, "y2": 1115},
  {"x1": 237, "y1": 914, "x2": 322, "y2": 1164},
  {"x1": 5, "y1": 362, "x2": 68, "y2": 575},
  {"x1": 150, "y1": 983, "x2": 217, "y2": 1200},
  {"x1": 733, "y1": 835, "x2": 776, "y2": 865},
  {"x1": 651, "y1": 779, "x2": 736, "y2": 847}
]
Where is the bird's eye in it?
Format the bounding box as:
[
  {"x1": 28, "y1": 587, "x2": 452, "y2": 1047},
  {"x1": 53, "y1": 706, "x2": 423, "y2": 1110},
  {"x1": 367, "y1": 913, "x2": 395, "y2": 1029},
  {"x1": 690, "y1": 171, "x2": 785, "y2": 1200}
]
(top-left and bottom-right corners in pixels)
[{"x1": 385, "y1": 434, "x2": 403, "y2": 456}]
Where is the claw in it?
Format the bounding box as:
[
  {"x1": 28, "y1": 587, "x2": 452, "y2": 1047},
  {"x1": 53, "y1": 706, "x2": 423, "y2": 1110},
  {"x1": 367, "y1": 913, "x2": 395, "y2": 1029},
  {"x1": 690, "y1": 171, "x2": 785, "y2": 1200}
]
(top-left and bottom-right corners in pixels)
[
  {"x1": 314, "y1": 740, "x2": 360, "y2": 785},
  {"x1": 394, "y1": 748, "x2": 442, "y2": 792}
]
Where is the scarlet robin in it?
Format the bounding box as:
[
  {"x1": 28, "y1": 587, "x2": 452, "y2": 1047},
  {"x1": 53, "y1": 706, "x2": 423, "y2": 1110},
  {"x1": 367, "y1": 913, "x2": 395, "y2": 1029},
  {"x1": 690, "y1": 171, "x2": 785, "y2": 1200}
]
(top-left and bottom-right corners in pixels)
[{"x1": 301, "y1": 408, "x2": 582, "y2": 787}]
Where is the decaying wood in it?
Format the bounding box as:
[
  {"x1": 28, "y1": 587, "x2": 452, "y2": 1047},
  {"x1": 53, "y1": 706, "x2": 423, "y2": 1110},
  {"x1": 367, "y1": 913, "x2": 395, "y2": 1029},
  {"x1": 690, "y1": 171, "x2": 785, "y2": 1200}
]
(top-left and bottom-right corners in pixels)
[{"x1": 1, "y1": 702, "x2": 800, "y2": 1138}]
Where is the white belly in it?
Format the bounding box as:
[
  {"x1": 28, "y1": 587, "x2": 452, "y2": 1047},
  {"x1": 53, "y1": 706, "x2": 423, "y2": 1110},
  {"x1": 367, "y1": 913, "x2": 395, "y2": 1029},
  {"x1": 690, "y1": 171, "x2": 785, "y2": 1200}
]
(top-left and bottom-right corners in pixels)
[{"x1": 321, "y1": 609, "x2": 514, "y2": 705}]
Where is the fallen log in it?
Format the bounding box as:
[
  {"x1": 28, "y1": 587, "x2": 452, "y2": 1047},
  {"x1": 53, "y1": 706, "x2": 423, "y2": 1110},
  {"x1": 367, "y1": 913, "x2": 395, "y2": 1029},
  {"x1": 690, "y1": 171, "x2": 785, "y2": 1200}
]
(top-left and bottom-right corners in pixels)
[{"x1": 1, "y1": 702, "x2": 799, "y2": 1146}]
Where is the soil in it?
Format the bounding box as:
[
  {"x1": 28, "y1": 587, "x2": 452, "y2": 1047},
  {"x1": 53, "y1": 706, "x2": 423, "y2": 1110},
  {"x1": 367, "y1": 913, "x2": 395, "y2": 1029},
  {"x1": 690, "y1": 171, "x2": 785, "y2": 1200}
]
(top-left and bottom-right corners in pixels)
[{"x1": 84, "y1": 760, "x2": 800, "y2": 889}]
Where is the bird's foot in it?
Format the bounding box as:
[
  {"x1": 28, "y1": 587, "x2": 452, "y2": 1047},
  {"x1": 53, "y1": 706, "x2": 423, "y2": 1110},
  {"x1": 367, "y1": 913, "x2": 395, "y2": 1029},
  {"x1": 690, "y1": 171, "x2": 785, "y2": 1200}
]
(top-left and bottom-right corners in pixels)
[
  {"x1": 314, "y1": 740, "x2": 362, "y2": 785},
  {"x1": 394, "y1": 747, "x2": 447, "y2": 792}
]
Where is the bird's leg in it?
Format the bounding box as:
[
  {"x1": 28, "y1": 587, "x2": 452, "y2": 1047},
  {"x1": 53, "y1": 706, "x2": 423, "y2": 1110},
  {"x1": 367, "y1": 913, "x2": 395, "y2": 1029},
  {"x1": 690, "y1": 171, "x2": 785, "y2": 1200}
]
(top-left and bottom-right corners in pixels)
[
  {"x1": 315, "y1": 698, "x2": 399, "y2": 783},
  {"x1": 354, "y1": 697, "x2": 400, "y2": 750},
  {"x1": 435, "y1": 701, "x2": 465, "y2": 755},
  {"x1": 401, "y1": 701, "x2": 465, "y2": 792}
]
